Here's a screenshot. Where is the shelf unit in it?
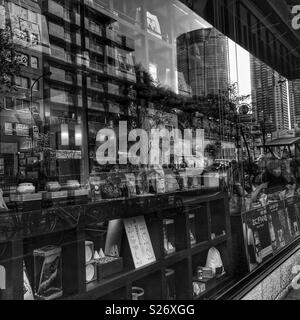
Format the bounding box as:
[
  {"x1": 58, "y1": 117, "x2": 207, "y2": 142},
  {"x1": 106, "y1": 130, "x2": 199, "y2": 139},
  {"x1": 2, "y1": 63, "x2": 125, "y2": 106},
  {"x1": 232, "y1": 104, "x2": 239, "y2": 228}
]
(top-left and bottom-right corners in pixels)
[{"x1": 0, "y1": 190, "x2": 233, "y2": 300}]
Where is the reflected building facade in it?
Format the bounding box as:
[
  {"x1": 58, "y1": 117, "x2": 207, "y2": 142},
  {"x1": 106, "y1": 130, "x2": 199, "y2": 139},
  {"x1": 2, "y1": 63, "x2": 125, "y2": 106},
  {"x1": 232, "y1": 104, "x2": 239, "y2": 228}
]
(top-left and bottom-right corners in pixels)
[
  {"x1": 251, "y1": 56, "x2": 289, "y2": 133},
  {"x1": 289, "y1": 80, "x2": 300, "y2": 130},
  {"x1": 176, "y1": 27, "x2": 229, "y2": 98},
  {"x1": 0, "y1": 0, "x2": 47, "y2": 192}
]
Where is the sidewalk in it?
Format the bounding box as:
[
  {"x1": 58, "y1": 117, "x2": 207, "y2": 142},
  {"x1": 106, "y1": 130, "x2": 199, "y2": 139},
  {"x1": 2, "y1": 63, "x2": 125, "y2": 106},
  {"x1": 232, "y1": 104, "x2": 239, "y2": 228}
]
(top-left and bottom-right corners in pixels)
[{"x1": 283, "y1": 289, "x2": 300, "y2": 300}]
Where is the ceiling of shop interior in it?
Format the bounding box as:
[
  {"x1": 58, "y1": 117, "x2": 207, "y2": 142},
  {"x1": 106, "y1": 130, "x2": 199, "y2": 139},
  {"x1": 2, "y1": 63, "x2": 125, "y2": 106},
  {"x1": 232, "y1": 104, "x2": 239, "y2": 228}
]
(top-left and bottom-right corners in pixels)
[{"x1": 180, "y1": 0, "x2": 300, "y2": 80}]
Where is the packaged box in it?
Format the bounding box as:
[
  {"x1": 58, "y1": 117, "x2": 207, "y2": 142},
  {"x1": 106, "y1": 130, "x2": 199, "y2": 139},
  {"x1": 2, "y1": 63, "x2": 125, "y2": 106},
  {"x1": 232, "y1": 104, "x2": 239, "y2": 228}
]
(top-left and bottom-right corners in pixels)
[
  {"x1": 200, "y1": 267, "x2": 214, "y2": 279},
  {"x1": 68, "y1": 189, "x2": 89, "y2": 197},
  {"x1": 45, "y1": 191, "x2": 68, "y2": 200},
  {"x1": 192, "y1": 281, "x2": 206, "y2": 297},
  {"x1": 33, "y1": 246, "x2": 63, "y2": 300},
  {"x1": 96, "y1": 256, "x2": 123, "y2": 280}
]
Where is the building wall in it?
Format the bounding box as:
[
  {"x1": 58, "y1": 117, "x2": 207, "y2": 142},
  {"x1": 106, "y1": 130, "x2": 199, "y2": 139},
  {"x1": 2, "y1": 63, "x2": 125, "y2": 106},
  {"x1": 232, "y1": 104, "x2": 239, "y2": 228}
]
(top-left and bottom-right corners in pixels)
[
  {"x1": 250, "y1": 55, "x2": 289, "y2": 133},
  {"x1": 289, "y1": 79, "x2": 300, "y2": 129},
  {"x1": 177, "y1": 27, "x2": 229, "y2": 98}
]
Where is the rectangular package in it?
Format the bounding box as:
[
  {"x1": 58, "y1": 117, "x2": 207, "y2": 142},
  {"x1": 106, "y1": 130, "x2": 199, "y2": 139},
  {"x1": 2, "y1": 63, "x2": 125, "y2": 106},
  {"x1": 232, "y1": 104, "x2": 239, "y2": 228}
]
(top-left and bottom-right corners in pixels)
[{"x1": 33, "y1": 246, "x2": 63, "y2": 300}]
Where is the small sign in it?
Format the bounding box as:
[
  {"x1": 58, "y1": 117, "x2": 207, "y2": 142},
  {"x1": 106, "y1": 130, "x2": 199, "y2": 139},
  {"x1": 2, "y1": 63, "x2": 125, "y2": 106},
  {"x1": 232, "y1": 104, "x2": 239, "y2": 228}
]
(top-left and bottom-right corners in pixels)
[
  {"x1": 124, "y1": 216, "x2": 156, "y2": 268},
  {"x1": 146, "y1": 11, "x2": 162, "y2": 39}
]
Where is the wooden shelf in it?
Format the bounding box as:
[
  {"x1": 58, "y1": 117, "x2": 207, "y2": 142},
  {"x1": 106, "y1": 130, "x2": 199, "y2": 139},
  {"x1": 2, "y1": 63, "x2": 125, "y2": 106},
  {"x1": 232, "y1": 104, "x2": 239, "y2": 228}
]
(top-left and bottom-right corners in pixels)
[
  {"x1": 64, "y1": 261, "x2": 160, "y2": 300},
  {"x1": 190, "y1": 235, "x2": 229, "y2": 255},
  {"x1": 163, "y1": 250, "x2": 188, "y2": 266}
]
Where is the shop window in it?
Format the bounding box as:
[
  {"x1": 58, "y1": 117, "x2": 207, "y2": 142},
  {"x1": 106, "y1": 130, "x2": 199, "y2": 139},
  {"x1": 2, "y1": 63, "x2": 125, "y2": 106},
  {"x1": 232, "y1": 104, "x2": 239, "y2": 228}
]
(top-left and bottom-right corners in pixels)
[{"x1": 1, "y1": 0, "x2": 299, "y2": 302}]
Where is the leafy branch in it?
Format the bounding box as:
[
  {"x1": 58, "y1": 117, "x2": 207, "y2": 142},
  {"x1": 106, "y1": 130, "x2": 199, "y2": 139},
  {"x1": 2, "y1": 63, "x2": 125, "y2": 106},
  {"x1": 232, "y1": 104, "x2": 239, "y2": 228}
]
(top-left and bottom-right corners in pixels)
[{"x1": 0, "y1": 27, "x2": 21, "y2": 94}]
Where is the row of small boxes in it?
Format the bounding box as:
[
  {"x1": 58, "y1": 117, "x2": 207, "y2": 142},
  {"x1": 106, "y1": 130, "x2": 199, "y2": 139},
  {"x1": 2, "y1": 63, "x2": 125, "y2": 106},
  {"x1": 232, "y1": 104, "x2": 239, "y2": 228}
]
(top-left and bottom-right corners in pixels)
[{"x1": 85, "y1": 241, "x2": 123, "y2": 283}]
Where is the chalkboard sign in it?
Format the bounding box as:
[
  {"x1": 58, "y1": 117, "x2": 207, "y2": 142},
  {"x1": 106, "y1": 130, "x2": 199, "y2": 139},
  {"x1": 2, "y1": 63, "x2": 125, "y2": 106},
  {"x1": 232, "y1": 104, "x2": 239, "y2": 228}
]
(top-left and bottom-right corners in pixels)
[
  {"x1": 267, "y1": 201, "x2": 291, "y2": 251},
  {"x1": 243, "y1": 206, "x2": 273, "y2": 269},
  {"x1": 285, "y1": 197, "x2": 300, "y2": 239}
]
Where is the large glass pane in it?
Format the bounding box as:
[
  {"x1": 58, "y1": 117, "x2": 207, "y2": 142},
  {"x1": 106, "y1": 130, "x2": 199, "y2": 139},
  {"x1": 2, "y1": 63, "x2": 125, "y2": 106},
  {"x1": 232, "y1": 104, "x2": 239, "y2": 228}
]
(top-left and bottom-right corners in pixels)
[{"x1": 0, "y1": 0, "x2": 299, "y2": 301}]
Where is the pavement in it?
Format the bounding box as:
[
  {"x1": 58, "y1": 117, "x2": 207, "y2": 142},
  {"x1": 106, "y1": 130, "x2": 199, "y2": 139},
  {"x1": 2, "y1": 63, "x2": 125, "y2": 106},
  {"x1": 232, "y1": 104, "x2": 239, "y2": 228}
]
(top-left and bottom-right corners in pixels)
[{"x1": 283, "y1": 289, "x2": 300, "y2": 300}]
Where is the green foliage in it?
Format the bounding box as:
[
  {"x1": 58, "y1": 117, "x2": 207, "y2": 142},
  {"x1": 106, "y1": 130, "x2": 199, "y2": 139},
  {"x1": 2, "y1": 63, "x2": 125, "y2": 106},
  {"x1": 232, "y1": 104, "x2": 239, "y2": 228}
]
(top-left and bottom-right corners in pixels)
[{"x1": 0, "y1": 27, "x2": 20, "y2": 93}]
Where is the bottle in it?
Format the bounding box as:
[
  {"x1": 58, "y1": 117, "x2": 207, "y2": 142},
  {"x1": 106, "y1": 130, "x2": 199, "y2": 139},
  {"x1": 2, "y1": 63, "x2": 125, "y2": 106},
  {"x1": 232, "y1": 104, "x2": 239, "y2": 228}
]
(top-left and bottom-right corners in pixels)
[{"x1": 197, "y1": 267, "x2": 203, "y2": 280}]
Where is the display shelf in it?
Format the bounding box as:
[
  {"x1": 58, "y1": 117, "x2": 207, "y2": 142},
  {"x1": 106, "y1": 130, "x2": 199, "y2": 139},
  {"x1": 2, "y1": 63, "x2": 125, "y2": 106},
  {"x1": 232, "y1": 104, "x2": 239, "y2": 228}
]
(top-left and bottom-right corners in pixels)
[
  {"x1": 0, "y1": 190, "x2": 232, "y2": 300},
  {"x1": 67, "y1": 261, "x2": 160, "y2": 300},
  {"x1": 132, "y1": 271, "x2": 163, "y2": 300},
  {"x1": 190, "y1": 235, "x2": 229, "y2": 256},
  {"x1": 163, "y1": 250, "x2": 188, "y2": 266},
  {"x1": 100, "y1": 287, "x2": 128, "y2": 300},
  {"x1": 0, "y1": 190, "x2": 226, "y2": 243}
]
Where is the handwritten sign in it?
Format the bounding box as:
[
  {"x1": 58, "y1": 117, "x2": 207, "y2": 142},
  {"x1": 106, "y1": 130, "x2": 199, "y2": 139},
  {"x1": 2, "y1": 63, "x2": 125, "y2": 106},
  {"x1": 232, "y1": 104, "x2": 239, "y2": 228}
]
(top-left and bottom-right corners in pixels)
[{"x1": 123, "y1": 216, "x2": 156, "y2": 269}]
